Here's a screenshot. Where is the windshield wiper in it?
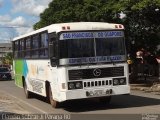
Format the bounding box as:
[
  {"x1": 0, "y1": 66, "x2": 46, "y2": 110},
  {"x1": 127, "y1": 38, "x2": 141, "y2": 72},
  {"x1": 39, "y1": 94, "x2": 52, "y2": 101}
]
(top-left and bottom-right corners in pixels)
[
  {"x1": 109, "y1": 47, "x2": 116, "y2": 65},
  {"x1": 109, "y1": 56, "x2": 115, "y2": 65}
]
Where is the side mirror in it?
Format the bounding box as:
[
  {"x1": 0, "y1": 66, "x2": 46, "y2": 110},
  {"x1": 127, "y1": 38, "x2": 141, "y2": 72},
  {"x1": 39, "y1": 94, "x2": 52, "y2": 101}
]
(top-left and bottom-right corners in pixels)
[
  {"x1": 49, "y1": 41, "x2": 54, "y2": 57},
  {"x1": 51, "y1": 57, "x2": 58, "y2": 67},
  {"x1": 49, "y1": 32, "x2": 58, "y2": 67}
]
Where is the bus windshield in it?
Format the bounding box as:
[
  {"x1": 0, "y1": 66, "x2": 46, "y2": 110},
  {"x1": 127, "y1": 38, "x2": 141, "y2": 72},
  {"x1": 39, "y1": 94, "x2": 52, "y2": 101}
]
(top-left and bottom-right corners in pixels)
[
  {"x1": 60, "y1": 38, "x2": 125, "y2": 58},
  {"x1": 59, "y1": 31, "x2": 126, "y2": 65},
  {"x1": 60, "y1": 38, "x2": 94, "y2": 58},
  {"x1": 96, "y1": 38, "x2": 125, "y2": 56}
]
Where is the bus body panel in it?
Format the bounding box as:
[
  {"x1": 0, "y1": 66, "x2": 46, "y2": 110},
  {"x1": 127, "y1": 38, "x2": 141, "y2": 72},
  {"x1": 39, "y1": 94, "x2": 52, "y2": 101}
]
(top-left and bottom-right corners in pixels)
[
  {"x1": 51, "y1": 63, "x2": 130, "y2": 102},
  {"x1": 14, "y1": 58, "x2": 130, "y2": 102},
  {"x1": 63, "y1": 85, "x2": 130, "y2": 102},
  {"x1": 14, "y1": 60, "x2": 24, "y2": 87},
  {"x1": 14, "y1": 59, "x2": 52, "y2": 96}
]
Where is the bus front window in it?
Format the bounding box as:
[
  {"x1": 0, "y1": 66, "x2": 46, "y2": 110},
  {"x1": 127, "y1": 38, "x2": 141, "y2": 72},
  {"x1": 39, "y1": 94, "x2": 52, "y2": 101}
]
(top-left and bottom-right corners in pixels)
[
  {"x1": 60, "y1": 38, "x2": 125, "y2": 58},
  {"x1": 96, "y1": 38, "x2": 125, "y2": 56},
  {"x1": 60, "y1": 39, "x2": 95, "y2": 58}
]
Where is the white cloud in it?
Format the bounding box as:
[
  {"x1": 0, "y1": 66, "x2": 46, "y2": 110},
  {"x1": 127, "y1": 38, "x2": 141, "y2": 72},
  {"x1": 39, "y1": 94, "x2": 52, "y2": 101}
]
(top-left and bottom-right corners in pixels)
[
  {"x1": 15, "y1": 27, "x2": 33, "y2": 36},
  {"x1": 9, "y1": 16, "x2": 33, "y2": 36},
  {"x1": 10, "y1": 16, "x2": 26, "y2": 26},
  {"x1": 0, "y1": 15, "x2": 11, "y2": 23},
  {"x1": 0, "y1": 16, "x2": 29, "y2": 27},
  {"x1": 0, "y1": 16, "x2": 33, "y2": 39},
  {"x1": 12, "y1": 0, "x2": 52, "y2": 16},
  {"x1": 0, "y1": 0, "x2": 52, "y2": 42}
]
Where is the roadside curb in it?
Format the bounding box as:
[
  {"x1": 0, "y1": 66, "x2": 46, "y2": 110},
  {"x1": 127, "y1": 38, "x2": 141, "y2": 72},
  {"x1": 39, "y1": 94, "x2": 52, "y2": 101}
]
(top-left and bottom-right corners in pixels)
[{"x1": 131, "y1": 83, "x2": 160, "y2": 95}]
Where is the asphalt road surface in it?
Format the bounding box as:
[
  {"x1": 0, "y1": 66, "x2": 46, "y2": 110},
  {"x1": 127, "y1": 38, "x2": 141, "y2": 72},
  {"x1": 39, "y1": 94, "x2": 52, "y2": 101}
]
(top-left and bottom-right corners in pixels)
[{"x1": 0, "y1": 80, "x2": 160, "y2": 120}]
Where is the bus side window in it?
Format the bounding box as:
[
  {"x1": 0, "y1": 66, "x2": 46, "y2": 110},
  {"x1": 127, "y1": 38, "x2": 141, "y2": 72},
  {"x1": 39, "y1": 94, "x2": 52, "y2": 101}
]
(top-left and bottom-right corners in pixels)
[
  {"x1": 40, "y1": 32, "x2": 49, "y2": 58},
  {"x1": 49, "y1": 32, "x2": 58, "y2": 66}
]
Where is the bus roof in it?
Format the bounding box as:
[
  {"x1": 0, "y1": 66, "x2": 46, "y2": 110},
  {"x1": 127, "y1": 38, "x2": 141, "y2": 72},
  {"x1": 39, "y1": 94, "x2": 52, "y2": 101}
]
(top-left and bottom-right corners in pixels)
[{"x1": 13, "y1": 22, "x2": 124, "y2": 41}]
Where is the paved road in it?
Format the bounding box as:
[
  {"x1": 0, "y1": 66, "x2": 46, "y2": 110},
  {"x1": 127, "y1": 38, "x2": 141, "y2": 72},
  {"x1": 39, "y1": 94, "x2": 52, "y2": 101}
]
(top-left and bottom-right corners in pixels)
[{"x1": 0, "y1": 80, "x2": 160, "y2": 120}]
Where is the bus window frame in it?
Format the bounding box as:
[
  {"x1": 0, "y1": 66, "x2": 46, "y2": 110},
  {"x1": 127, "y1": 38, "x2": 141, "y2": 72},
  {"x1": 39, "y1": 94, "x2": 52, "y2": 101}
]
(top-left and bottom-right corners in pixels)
[
  {"x1": 49, "y1": 32, "x2": 59, "y2": 67},
  {"x1": 39, "y1": 32, "x2": 49, "y2": 58},
  {"x1": 13, "y1": 31, "x2": 50, "y2": 60},
  {"x1": 57, "y1": 30, "x2": 127, "y2": 66}
]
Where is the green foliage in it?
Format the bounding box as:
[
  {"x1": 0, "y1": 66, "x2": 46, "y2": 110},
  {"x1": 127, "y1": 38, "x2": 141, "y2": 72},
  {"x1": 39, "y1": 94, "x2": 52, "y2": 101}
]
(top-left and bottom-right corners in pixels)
[
  {"x1": 2, "y1": 52, "x2": 13, "y2": 65},
  {"x1": 124, "y1": 1, "x2": 160, "y2": 54},
  {"x1": 33, "y1": 0, "x2": 111, "y2": 29},
  {"x1": 34, "y1": 0, "x2": 160, "y2": 55}
]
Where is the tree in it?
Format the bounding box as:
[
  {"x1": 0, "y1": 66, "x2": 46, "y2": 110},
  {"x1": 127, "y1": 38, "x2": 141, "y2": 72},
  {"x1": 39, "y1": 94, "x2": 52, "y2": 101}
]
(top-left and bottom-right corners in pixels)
[
  {"x1": 2, "y1": 52, "x2": 13, "y2": 65},
  {"x1": 34, "y1": 0, "x2": 160, "y2": 55},
  {"x1": 33, "y1": 0, "x2": 115, "y2": 29},
  {"x1": 123, "y1": 0, "x2": 160, "y2": 54}
]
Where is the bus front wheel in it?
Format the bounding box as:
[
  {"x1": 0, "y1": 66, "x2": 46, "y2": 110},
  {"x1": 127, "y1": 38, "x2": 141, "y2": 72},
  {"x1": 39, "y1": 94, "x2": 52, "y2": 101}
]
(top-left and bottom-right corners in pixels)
[
  {"x1": 48, "y1": 86, "x2": 60, "y2": 108},
  {"x1": 23, "y1": 81, "x2": 32, "y2": 98}
]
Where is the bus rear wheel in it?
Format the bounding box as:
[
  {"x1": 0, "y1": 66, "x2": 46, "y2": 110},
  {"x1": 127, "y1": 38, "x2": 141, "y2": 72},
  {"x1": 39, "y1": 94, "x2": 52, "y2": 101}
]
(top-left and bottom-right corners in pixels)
[
  {"x1": 48, "y1": 86, "x2": 60, "y2": 108},
  {"x1": 23, "y1": 81, "x2": 32, "y2": 98}
]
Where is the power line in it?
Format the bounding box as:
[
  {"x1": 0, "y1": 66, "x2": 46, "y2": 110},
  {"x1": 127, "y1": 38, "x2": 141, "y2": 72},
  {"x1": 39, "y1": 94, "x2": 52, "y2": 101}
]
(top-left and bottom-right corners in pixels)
[
  {"x1": 0, "y1": 26, "x2": 31, "y2": 28},
  {"x1": 0, "y1": 39, "x2": 11, "y2": 41},
  {"x1": 0, "y1": 39, "x2": 11, "y2": 43}
]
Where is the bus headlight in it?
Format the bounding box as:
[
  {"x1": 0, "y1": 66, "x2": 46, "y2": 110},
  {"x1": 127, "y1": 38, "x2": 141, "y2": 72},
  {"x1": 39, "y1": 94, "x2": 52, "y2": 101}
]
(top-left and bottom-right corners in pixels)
[
  {"x1": 68, "y1": 81, "x2": 83, "y2": 90},
  {"x1": 68, "y1": 83, "x2": 75, "y2": 89},
  {"x1": 113, "y1": 78, "x2": 126, "y2": 86},
  {"x1": 75, "y1": 82, "x2": 82, "y2": 89},
  {"x1": 120, "y1": 79, "x2": 125, "y2": 84},
  {"x1": 119, "y1": 78, "x2": 126, "y2": 85},
  {"x1": 113, "y1": 79, "x2": 119, "y2": 85}
]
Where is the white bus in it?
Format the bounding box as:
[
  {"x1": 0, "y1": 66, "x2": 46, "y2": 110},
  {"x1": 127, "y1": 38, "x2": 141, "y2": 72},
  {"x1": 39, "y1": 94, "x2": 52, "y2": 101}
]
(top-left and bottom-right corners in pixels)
[{"x1": 13, "y1": 22, "x2": 130, "y2": 108}]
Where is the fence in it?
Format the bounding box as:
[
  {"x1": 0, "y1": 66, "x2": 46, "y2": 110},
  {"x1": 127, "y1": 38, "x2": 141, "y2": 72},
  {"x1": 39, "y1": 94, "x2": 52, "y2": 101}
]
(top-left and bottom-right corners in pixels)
[{"x1": 129, "y1": 62, "x2": 159, "y2": 83}]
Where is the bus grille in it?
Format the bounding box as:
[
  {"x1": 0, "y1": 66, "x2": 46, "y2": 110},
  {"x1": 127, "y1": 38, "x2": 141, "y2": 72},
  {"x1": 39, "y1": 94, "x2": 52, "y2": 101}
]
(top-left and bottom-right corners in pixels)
[
  {"x1": 84, "y1": 80, "x2": 112, "y2": 88},
  {"x1": 69, "y1": 67, "x2": 124, "y2": 80}
]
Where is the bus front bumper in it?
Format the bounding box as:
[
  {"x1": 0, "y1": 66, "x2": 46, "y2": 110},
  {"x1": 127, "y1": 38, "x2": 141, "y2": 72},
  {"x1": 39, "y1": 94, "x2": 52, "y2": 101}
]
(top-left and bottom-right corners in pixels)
[{"x1": 58, "y1": 85, "x2": 130, "y2": 102}]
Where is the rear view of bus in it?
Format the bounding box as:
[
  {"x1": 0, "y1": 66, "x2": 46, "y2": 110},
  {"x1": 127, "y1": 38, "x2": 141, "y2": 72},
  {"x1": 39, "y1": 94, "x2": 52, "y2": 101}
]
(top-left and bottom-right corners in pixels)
[{"x1": 13, "y1": 22, "x2": 130, "y2": 108}]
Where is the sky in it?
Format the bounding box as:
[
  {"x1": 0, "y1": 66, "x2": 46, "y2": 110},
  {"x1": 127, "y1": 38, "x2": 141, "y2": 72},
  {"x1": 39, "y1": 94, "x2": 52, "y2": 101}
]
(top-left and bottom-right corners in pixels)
[{"x1": 0, "y1": 0, "x2": 52, "y2": 43}]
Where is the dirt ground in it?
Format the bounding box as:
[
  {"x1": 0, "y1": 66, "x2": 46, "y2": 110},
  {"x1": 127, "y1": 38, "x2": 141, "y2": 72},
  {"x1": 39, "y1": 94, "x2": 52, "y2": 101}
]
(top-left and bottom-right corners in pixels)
[
  {"x1": 131, "y1": 83, "x2": 160, "y2": 95},
  {"x1": 0, "y1": 91, "x2": 29, "y2": 114}
]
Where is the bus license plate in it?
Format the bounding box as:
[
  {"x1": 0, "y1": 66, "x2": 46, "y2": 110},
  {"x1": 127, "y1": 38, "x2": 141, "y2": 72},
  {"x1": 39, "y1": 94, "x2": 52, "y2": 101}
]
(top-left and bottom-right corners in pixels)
[
  {"x1": 87, "y1": 89, "x2": 111, "y2": 97},
  {"x1": 93, "y1": 90, "x2": 108, "y2": 97}
]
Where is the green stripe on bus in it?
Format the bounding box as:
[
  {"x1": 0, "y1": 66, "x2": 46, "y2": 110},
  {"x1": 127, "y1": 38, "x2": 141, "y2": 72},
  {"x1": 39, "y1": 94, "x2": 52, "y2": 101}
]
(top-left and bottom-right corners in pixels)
[{"x1": 14, "y1": 60, "x2": 24, "y2": 87}]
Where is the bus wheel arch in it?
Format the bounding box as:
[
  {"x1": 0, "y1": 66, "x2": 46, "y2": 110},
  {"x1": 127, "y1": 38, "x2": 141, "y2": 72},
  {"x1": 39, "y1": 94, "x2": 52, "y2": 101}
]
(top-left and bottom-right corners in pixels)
[
  {"x1": 46, "y1": 81, "x2": 60, "y2": 108},
  {"x1": 45, "y1": 81, "x2": 50, "y2": 100},
  {"x1": 22, "y1": 76, "x2": 25, "y2": 87},
  {"x1": 22, "y1": 76, "x2": 32, "y2": 98}
]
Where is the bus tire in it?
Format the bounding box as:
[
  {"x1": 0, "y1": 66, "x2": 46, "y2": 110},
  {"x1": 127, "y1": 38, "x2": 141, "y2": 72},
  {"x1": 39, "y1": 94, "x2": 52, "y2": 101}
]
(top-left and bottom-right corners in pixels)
[
  {"x1": 48, "y1": 85, "x2": 60, "y2": 108},
  {"x1": 23, "y1": 81, "x2": 32, "y2": 99},
  {"x1": 99, "y1": 96, "x2": 111, "y2": 104}
]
